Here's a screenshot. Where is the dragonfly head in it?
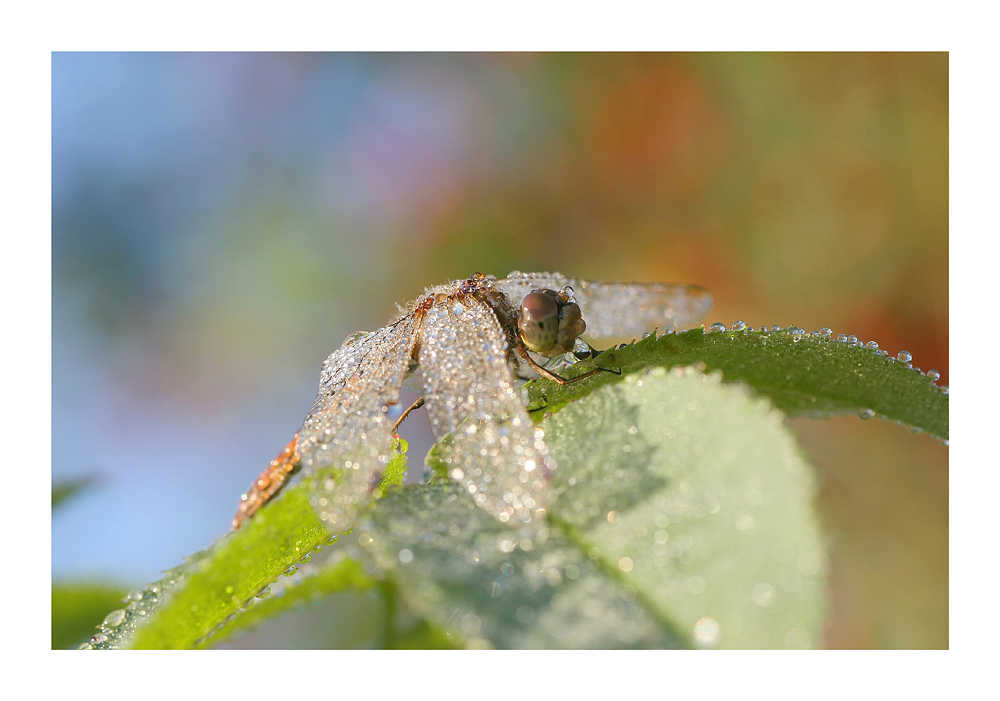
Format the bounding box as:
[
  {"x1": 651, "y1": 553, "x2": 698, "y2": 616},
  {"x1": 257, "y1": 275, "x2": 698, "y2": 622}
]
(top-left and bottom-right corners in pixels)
[{"x1": 518, "y1": 287, "x2": 587, "y2": 356}]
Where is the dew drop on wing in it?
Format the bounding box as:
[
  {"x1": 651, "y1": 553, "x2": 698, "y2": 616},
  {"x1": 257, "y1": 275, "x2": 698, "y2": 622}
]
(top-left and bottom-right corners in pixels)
[
  {"x1": 417, "y1": 289, "x2": 552, "y2": 536},
  {"x1": 297, "y1": 311, "x2": 422, "y2": 535},
  {"x1": 492, "y1": 273, "x2": 712, "y2": 340}
]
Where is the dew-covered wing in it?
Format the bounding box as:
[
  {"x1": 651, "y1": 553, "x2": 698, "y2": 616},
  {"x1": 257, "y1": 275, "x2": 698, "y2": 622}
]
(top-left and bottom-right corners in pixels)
[
  {"x1": 418, "y1": 292, "x2": 552, "y2": 531},
  {"x1": 297, "y1": 313, "x2": 422, "y2": 533},
  {"x1": 492, "y1": 271, "x2": 713, "y2": 339}
]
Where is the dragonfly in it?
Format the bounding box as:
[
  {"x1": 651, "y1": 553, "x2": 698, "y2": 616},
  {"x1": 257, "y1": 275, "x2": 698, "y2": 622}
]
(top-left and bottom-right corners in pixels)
[{"x1": 232, "y1": 271, "x2": 712, "y2": 536}]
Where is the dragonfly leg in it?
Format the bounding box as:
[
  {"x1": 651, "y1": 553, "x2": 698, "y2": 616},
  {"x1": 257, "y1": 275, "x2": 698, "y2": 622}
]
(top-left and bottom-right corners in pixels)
[
  {"x1": 516, "y1": 345, "x2": 620, "y2": 385},
  {"x1": 392, "y1": 396, "x2": 425, "y2": 433},
  {"x1": 232, "y1": 432, "x2": 301, "y2": 530}
]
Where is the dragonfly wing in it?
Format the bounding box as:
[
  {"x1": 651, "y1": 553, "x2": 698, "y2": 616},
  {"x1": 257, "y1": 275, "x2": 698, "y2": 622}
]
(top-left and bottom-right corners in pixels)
[
  {"x1": 297, "y1": 312, "x2": 422, "y2": 533},
  {"x1": 418, "y1": 291, "x2": 552, "y2": 529},
  {"x1": 493, "y1": 271, "x2": 713, "y2": 339}
]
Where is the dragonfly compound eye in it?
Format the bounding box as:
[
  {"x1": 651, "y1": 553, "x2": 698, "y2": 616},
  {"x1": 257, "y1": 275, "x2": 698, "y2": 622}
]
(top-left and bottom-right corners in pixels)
[
  {"x1": 518, "y1": 291, "x2": 560, "y2": 352},
  {"x1": 556, "y1": 301, "x2": 586, "y2": 351}
]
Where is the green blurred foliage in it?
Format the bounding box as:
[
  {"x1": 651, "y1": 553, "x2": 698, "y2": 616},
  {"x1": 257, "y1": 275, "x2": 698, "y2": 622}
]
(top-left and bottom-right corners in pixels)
[
  {"x1": 52, "y1": 584, "x2": 128, "y2": 649},
  {"x1": 52, "y1": 476, "x2": 98, "y2": 509}
]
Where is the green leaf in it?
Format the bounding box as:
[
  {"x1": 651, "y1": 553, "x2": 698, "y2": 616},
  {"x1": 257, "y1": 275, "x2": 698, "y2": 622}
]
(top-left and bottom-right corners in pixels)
[
  {"x1": 388, "y1": 614, "x2": 461, "y2": 649},
  {"x1": 87, "y1": 444, "x2": 404, "y2": 649},
  {"x1": 359, "y1": 366, "x2": 825, "y2": 648},
  {"x1": 193, "y1": 556, "x2": 377, "y2": 648},
  {"x1": 52, "y1": 583, "x2": 129, "y2": 649},
  {"x1": 375, "y1": 438, "x2": 409, "y2": 497},
  {"x1": 361, "y1": 479, "x2": 686, "y2": 648},
  {"x1": 88, "y1": 322, "x2": 941, "y2": 648},
  {"x1": 527, "y1": 327, "x2": 948, "y2": 441},
  {"x1": 53, "y1": 476, "x2": 98, "y2": 509}
]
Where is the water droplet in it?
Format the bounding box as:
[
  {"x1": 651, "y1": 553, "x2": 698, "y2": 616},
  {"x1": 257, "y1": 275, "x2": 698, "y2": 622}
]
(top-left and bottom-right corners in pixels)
[
  {"x1": 299, "y1": 553, "x2": 312, "y2": 563},
  {"x1": 257, "y1": 585, "x2": 271, "y2": 598},
  {"x1": 283, "y1": 565, "x2": 298, "y2": 576},
  {"x1": 461, "y1": 612, "x2": 482, "y2": 635},
  {"x1": 859, "y1": 408, "x2": 874, "y2": 420},
  {"x1": 752, "y1": 582, "x2": 775, "y2": 606},
  {"x1": 758, "y1": 326, "x2": 768, "y2": 333},
  {"x1": 102, "y1": 610, "x2": 126, "y2": 628},
  {"x1": 771, "y1": 325, "x2": 783, "y2": 332},
  {"x1": 786, "y1": 326, "x2": 805, "y2": 334},
  {"x1": 940, "y1": 385, "x2": 949, "y2": 395},
  {"x1": 786, "y1": 628, "x2": 812, "y2": 649},
  {"x1": 876, "y1": 349, "x2": 889, "y2": 356},
  {"x1": 847, "y1": 335, "x2": 858, "y2": 345},
  {"x1": 865, "y1": 341, "x2": 879, "y2": 349},
  {"x1": 835, "y1": 334, "x2": 848, "y2": 343},
  {"x1": 707, "y1": 322, "x2": 726, "y2": 333},
  {"x1": 692, "y1": 617, "x2": 721, "y2": 648},
  {"x1": 897, "y1": 350, "x2": 912, "y2": 362},
  {"x1": 818, "y1": 327, "x2": 832, "y2": 336},
  {"x1": 730, "y1": 320, "x2": 746, "y2": 331},
  {"x1": 925, "y1": 369, "x2": 940, "y2": 381},
  {"x1": 797, "y1": 552, "x2": 822, "y2": 575}
]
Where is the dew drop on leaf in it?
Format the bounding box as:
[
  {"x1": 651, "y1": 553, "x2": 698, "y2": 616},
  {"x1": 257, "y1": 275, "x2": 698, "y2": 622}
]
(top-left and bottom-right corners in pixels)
[
  {"x1": 101, "y1": 610, "x2": 125, "y2": 628},
  {"x1": 692, "y1": 616, "x2": 721, "y2": 648}
]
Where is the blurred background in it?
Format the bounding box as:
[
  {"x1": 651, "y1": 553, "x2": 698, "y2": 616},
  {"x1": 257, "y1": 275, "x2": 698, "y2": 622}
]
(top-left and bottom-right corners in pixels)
[{"x1": 52, "y1": 52, "x2": 947, "y2": 648}]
